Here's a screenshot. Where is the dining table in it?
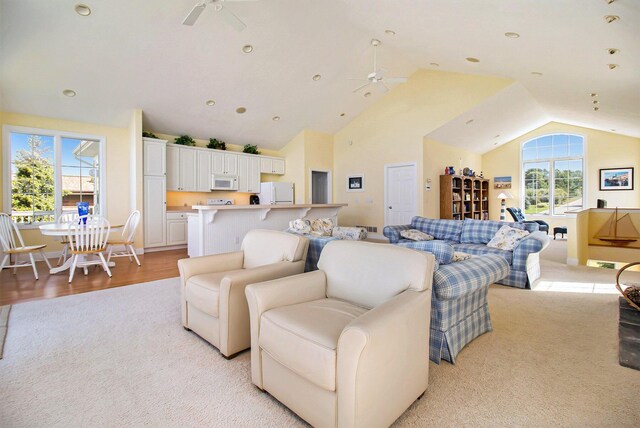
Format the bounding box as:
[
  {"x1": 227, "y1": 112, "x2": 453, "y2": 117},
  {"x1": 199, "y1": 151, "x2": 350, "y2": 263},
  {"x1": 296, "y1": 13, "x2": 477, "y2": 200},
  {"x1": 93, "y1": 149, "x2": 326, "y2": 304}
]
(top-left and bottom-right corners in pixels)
[{"x1": 39, "y1": 222, "x2": 123, "y2": 275}]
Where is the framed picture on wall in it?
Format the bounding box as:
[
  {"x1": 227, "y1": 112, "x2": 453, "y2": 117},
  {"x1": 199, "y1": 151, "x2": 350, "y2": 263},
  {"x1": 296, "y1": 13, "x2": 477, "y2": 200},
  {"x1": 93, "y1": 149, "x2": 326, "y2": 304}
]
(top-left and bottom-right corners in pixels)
[
  {"x1": 494, "y1": 176, "x2": 512, "y2": 189},
  {"x1": 599, "y1": 167, "x2": 634, "y2": 191},
  {"x1": 347, "y1": 174, "x2": 364, "y2": 192}
]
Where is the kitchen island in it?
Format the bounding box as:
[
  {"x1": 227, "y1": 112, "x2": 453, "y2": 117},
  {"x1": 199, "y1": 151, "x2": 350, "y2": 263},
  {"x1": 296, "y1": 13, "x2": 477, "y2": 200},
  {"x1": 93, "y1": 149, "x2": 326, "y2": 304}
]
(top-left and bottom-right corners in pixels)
[{"x1": 188, "y1": 204, "x2": 347, "y2": 257}]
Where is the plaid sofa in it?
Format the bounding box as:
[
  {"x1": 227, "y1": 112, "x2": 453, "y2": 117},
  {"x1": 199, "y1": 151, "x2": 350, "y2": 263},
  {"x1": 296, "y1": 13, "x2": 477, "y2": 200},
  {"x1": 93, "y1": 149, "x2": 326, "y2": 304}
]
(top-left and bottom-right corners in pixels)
[
  {"x1": 384, "y1": 217, "x2": 549, "y2": 289},
  {"x1": 396, "y1": 239, "x2": 509, "y2": 363}
]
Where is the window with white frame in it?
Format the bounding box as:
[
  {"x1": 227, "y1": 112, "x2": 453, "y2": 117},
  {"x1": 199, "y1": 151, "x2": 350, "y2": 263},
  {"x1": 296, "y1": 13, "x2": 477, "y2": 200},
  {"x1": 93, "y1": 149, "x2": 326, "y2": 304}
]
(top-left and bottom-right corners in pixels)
[
  {"x1": 522, "y1": 134, "x2": 584, "y2": 216},
  {"x1": 3, "y1": 126, "x2": 105, "y2": 225}
]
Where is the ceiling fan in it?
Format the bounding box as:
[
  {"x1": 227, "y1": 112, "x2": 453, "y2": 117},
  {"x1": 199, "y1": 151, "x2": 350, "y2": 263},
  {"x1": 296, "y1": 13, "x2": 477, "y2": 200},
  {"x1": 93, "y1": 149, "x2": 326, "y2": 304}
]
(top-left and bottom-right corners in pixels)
[
  {"x1": 182, "y1": 0, "x2": 258, "y2": 32},
  {"x1": 350, "y1": 39, "x2": 408, "y2": 93}
]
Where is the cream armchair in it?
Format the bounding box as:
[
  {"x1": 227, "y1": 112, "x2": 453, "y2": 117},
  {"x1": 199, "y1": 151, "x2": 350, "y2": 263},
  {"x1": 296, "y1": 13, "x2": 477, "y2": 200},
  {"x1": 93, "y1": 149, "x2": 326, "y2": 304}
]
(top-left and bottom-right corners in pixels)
[
  {"x1": 178, "y1": 229, "x2": 309, "y2": 359},
  {"x1": 245, "y1": 241, "x2": 435, "y2": 428}
]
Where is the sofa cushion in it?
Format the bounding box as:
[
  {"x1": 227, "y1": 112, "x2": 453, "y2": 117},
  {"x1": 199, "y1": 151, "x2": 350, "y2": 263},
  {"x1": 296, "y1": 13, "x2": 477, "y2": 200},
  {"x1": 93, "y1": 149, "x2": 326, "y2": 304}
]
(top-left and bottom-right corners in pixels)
[
  {"x1": 400, "y1": 229, "x2": 434, "y2": 241},
  {"x1": 460, "y1": 219, "x2": 530, "y2": 244},
  {"x1": 395, "y1": 240, "x2": 454, "y2": 265},
  {"x1": 452, "y1": 243, "x2": 513, "y2": 264},
  {"x1": 186, "y1": 270, "x2": 243, "y2": 317},
  {"x1": 432, "y1": 255, "x2": 510, "y2": 301},
  {"x1": 410, "y1": 217, "x2": 463, "y2": 242},
  {"x1": 259, "y1": 298, "x2": 367, "y2": 391},
  {"x1": 487, "y1": 225, "x2": 530, "y2": 251}
]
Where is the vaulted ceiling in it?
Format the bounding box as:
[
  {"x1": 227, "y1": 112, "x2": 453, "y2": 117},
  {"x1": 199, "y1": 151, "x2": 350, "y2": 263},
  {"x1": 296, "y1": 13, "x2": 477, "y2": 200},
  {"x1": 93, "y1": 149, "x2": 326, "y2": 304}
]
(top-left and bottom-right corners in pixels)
[{"x1": 1, "y1": 0, "x2": 638, "y2": 151}]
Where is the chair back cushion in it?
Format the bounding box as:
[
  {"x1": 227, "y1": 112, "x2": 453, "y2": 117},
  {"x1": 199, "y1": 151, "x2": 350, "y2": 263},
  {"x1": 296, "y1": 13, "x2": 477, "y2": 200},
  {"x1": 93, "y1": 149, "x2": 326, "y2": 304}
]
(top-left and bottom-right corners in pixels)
[
  {"x1": 410, "y1": 216, "x2": 463, "y2": 242},
  {"x1": 460, "y1": 219, "x2": 535, "y2": 244},
  {"x1": 242, "y1": 229, "x2": 308, "y2": 269},
  {"x1": 318, "y1": 241, "x2": 434, "y2": 309},
  {"x1": 506, "y1": 207, "x2": 525, "y2": 222}
]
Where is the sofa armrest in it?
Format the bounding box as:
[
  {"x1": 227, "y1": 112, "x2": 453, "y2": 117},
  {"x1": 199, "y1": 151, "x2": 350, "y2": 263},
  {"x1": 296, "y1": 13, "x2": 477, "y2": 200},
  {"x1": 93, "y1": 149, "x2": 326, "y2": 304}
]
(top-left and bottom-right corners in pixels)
[
  {"x1": 433, "y1": 255, "x2": 509, "y2": 300},
  {"x1": 512, "y1": 231, "x2": 549, "y2": 272},
  {"x1": 245, "y1": 270, "x2": 327, "y2": 388},
  {"x1": 217, "y1": 260, "x2": 306, "y2": 356},
  {"x1": 178, "y1": 251, "x2": 244, "y2": 286},
  {"x1": 382, "y1": 224, "x2": 411, "y2": 243},
  {"x1": 337, "y1": 290, "x2": 431, "y2": 427}
]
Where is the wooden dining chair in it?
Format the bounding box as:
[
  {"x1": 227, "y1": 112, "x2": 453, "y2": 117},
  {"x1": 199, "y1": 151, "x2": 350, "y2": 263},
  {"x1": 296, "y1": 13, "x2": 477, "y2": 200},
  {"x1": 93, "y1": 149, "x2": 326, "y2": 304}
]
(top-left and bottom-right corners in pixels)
[
  {"x1": 0, "y1": 213, "x2": 52, "y2": 280},
  {"x1": 107, "y1": 210, "x2": 141, "y2": 266},
  {"x1": 57, "y1": 212, "x2": 79, "y2": 266},
  {"x1": 67, "y1": 215, "x2": 111, "y2": 283}
]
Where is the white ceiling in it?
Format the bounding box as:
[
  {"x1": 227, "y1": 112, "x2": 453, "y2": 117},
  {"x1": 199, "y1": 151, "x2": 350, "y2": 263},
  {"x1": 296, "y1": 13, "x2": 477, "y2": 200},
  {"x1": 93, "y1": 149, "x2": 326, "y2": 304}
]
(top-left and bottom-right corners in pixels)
[{"x1": 1, "y1": 0, "x2": 639, "y2": 150}]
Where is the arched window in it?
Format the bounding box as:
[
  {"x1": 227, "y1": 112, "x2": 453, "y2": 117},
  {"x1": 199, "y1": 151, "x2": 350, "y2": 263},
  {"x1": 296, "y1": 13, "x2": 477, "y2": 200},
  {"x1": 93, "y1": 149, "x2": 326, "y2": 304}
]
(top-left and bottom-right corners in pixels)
[{"x1": 522, "y1": 134, "x2": 584, "y2": 215}]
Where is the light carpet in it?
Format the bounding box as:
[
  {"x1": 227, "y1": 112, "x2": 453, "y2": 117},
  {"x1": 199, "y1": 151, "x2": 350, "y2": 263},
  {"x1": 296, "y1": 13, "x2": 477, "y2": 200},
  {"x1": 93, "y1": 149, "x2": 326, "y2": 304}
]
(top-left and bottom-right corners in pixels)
[
  {"x1": 1, "y1": 259, "x2": 640, "y2": 426},
  {"x1": 0, "y1": 305, "x2": 10, "y2": 359}
]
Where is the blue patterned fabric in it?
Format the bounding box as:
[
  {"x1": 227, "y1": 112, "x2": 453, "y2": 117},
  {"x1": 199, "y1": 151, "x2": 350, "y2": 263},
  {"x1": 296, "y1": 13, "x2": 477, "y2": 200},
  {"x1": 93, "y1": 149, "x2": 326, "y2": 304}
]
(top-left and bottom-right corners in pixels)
[
  {"x1": 499, "y1": 270, "x2": 529, "y2": 289},
  {"x1": 432, "y1": 255, "x2": 510, "y2": 302},
  {"x1": 452, "y1": 243, "x2": 513, "y2": 264},
  {"x1": 460, "y1": 219, "x2": 538, "y2": 244},
  {"x1": 396, "y1": 240, "x2": 454, "y2": 265},
  {"x1": 511, "y1": 233, "x2": 545, "y2": 272},
  {"x1": 303, "y1": 235, "x2": 339, "y2": 272},
  {"x1": 410, "y1": 217, "x2": 464, "y2": 242},
  {"x1": 382, "y1": 225, "x2": 412, "y2": 243}
]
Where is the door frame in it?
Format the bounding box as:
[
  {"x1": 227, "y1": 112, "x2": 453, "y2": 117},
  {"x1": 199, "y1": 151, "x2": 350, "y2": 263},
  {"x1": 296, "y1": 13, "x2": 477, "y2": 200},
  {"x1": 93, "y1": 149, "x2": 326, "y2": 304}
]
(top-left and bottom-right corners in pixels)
[
  {"x1": 384, "y1": 162, "x2": 418, "y2": 226},
  {"x1": 309, "y1": 169, "x2": 332, "y2": 204}
]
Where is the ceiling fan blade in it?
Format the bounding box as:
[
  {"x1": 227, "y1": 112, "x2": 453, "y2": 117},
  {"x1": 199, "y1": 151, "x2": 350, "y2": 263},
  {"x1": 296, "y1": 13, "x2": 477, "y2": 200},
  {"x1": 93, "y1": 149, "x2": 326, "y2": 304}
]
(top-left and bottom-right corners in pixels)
[
  {"x1": 386, "y1": 77, "x2": 408, "y2": 84},
  {"x1": 183, "y1": 3, "x2": 206, "y2": 26},
  {"x1": 348, "y1": 78, "x2": 370, "y2": 81},
  {"x1": 352, "y1": 82, "x2": 372, "y2": 93},
  {"x1": 216, "y1": 5, "x2": 247, "y2": 31}
]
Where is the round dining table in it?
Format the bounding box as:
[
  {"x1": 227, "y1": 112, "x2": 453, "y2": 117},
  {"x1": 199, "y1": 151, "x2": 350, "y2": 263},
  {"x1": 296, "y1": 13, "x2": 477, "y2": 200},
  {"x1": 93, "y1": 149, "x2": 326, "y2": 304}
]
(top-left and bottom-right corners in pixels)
[{"x1": 39, "y1": 222, "x2": 124, "y2": 275}]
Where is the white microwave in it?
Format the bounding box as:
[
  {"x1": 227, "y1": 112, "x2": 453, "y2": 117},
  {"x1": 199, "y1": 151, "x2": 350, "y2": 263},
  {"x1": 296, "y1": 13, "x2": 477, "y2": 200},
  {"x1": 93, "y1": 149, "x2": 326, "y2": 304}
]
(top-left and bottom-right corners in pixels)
[{"x1": 211, "y1": 175, "x2": 238, "y2": 191}]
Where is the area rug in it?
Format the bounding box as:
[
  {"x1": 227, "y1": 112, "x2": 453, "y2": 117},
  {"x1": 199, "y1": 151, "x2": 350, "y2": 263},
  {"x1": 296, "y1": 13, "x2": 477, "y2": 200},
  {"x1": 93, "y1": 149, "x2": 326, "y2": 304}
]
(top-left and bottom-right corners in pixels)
[
  {"x1": 1, "y1": 277, "x2": 639, "y2": 427},
  {"x1": 0, "y1": 305, "x2": 10, "y2": 359}
]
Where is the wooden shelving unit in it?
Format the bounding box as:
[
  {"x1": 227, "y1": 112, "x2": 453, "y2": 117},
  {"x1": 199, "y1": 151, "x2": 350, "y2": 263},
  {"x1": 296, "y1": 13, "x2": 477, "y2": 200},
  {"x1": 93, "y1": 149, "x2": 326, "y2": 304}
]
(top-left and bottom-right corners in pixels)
[{"x1": 440, "y1": 175, "x2": 490, "y2": 220}]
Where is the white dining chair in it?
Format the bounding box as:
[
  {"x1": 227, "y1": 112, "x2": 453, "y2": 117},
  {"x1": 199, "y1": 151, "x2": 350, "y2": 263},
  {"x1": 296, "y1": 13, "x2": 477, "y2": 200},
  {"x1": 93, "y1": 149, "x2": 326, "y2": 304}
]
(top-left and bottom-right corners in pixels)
[
  {"x1": 0, "y1": 213, "x2": 52, "y2": 280},
  {"x1": 67, "y1": 215, "x2": 111, "y2": 283},
  {"x1": 106, "y1": 210, "x2": 141, "y2": 266},
  {"x1": 57, "y1": 212, "x2": 79, "y2": 266}
]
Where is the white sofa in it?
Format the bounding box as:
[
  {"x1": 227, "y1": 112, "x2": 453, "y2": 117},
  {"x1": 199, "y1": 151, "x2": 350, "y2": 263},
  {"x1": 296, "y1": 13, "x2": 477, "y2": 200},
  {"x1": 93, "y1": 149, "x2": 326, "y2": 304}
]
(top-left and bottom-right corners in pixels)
[{"x1": 245, "y1": 240, "x2": 435, "y2": 427}]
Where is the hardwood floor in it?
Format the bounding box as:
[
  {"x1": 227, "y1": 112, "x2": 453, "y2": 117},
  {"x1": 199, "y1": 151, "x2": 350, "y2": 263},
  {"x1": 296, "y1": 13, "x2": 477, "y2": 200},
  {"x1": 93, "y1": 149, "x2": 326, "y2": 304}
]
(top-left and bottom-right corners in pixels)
[{"x1": 0, "y1": 249, "x2": 187, "y2": 306}]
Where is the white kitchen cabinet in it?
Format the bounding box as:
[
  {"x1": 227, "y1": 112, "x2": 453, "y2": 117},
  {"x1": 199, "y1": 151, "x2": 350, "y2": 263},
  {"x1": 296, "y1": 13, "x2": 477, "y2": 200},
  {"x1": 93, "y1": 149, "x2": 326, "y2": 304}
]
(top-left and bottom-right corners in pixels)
[
  {"x1": 196, "y1": 150, "x2": 212, "y2": 192},
  {"x1": 166, "y1": 212, "x2": 188, "y2": 246},
  {"x1": 144, "y1": 176, "x2": 166, "y2": 248},
  {"x1": 259, "y1": 156, "x2": 286, "y2": 175},
  {"x1": 248, "y1": 156, "x2": 261, "y2": 193},
  {"x1": 237, "y1": 155, "x2": 249, "y2": 192},
  {"x1": 166, "y1": 145, "x2": 197, "y2": 191},
  {"x1": 211, "y1": 151, "x2": 225, "y2": 174},
  {"x1": 224, "y1": 153, "x2": 238, "y2": 175},
  {"x1": 143, "y1": 138, "x2": 167, "y2": 176},
  {"x1": 211, "y1": 151, "x2": 238, "y2": 175}
]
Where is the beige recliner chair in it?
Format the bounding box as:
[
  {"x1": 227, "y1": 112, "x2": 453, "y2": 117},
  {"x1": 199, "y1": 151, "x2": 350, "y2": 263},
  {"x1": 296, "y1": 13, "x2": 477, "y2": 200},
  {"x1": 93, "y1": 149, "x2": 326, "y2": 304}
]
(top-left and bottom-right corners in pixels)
[
  {"x1": 178, "y1": 229, "x2": 309, "y2": 358},
  {"x1": 245, "y1": 241, "x2": 435, "y2": 428}
]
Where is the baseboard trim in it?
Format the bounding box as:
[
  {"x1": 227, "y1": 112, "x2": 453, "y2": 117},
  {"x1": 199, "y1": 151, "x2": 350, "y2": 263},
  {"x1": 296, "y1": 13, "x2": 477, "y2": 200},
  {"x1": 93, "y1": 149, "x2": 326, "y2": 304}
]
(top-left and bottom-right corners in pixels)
[
  {"x1": 144, "y1": 245, "x2": 187, "y2": 253},
  {"x1": 566, "y1": 257, "x2": 579, "y2": 266}
]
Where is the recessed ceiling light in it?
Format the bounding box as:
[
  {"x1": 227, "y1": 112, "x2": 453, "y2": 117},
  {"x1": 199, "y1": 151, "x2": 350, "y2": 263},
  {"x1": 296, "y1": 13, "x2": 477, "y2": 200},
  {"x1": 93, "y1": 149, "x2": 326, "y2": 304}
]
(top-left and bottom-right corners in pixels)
[
  {"x1": 62, "y1": 89, "x2": 76, "y2": 97},
  {"x1": 504, "y1": 32, "x2": 520, "y2": 38},
  {"x1": 205, "y1": 99, "x2": 216, "y2": 106},
  {"x1": 340, "y1": 113, "x2": 346, "y2": 117},
  {"x1": 312, "y1": 74, "x2": 322, "y2": 81},
  {"x1": 465, "y1": 119, "x2": 474, "y2": 125},
  {"x1": 604, "y1": 15, "x2": 620, "y2": 24},
  {"x1": 590, "y1": 93, "x2": 598, "y2": 97},
  {"x1": 242, "y1": 45, "x2": 253, "y2": 53},
  {"x1": 385, "y1": 30, "x2": 396, "y2": 36},
  {"x1": 593, "y1": 107, "x2": 600, "y2": 111},
  {"x1": 364, "y1": 92, "x2": 372, "y2": 98},
  {"x1": 531, "y1": 71, "x2": 543, "y2": 76},
  {"x1": 607, "y1": 48, "x2": 619, "y2": 55},
  {"x1": 236, "y1": 107, "x2": 246, "y2": 114},
  {"x1": 272, "y1": 116, "x2": 280, "y2": 121},
  {"x1": 466, "y1": 57, "x2": 480, "y2": 63},
  {"x1": 74, "y1": 4, "x2": 91, "y2": 16},
  {"x1": 430, "y1": 62, "x2": 439, "y2": 67},
  {"x1": 371, "y1": 39, "x2": 381, "y2": 47},
  {"x1": 608, "y1": 63, "x2": 619, "y2": 70}
]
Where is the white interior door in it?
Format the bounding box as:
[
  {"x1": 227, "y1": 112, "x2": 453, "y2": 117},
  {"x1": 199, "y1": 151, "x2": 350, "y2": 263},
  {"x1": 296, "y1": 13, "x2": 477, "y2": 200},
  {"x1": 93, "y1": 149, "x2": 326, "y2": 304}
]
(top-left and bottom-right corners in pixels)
[{"x1": 385, "y1": 163, "x2": 417, "y2": 226}]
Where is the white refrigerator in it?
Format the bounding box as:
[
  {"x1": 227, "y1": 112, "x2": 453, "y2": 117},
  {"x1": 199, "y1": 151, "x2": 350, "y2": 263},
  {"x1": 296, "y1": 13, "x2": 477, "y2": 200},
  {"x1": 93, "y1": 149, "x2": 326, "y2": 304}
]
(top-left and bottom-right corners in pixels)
[{"x1": 259, "y1": 182, "x2": 294, "y2": 205}]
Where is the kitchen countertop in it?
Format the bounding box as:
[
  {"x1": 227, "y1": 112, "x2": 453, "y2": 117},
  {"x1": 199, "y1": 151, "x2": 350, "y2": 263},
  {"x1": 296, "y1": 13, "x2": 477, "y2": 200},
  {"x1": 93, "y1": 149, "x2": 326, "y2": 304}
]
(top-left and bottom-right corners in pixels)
[
  {"x1": 167, "y1": 206, "x2": 198, "y2": 213},
  {"x1": 191, "y1": 204, "x2": 347, "y2": 210}
]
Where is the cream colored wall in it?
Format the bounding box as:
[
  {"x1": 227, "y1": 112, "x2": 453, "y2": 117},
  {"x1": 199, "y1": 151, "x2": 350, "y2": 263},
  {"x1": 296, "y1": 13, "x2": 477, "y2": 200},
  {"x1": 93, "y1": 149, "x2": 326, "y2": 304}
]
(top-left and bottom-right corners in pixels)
[
  {"x1": 274, "y1": 130, "x2": 306, "y2": 204},
  {"x1": 333, "y1": 69, "x2": 513, "y2": 230},
  {"x1": 423, "y1": 138, "x2": 482, "y2": 219},
  {"x1": 304, "y1": 130, "x2": 334, "y2": 204},
  {"x1": 482, "y1": 122, "x2": 640, "y2": 224},
  {"x1": 1, "y1": 111, "x2": 132, "y2": 250}
]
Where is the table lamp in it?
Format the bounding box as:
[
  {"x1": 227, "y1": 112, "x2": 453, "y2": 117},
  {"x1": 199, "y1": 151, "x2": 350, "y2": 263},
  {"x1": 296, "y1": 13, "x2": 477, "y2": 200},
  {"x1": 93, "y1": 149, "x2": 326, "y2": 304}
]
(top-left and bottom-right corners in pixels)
[{"x1": 497, "y1": 191, "x2": 514, "y2": 221}]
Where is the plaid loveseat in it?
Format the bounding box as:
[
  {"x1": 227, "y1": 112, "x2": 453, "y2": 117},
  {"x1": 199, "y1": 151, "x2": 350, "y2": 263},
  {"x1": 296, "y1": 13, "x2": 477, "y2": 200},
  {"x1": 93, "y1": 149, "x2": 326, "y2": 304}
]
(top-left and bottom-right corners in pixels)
[
  {"x1": 384, "y1": 217, "x2": 549, "y2": 289},
  {"x1": 396, "y1": 240, "x2": 509, "y2": 363}
]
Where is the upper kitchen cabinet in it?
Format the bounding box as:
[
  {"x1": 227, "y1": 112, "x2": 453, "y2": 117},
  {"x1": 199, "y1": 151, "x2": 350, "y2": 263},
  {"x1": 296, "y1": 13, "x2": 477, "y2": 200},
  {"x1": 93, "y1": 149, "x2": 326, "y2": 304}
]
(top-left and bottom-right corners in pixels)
[
  {"x1": 196, "y1": 150, "x2": 212, "y2": 192},
  {"x1": 167, "y1": 145, "x2": 197, "y2": 192},
  {"x1": 237, "y1": 155, "x2": 261, "y2": 193},
  {"x1": 260, "y1": 156, "x2": 286, "y2": 175},
  {"x1": 143, "y1": 137, "x2": 167, "y2": 176},
  {"x1": 211, "y1": 151, "x2": 238, "y2": 175}
]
